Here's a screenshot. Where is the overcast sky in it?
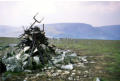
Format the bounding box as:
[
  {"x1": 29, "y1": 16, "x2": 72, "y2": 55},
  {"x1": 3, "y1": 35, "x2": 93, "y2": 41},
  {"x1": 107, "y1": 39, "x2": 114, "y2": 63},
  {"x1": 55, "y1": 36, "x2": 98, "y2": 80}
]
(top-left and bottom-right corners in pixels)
[{"x1": 0, "y1": 1, "x2": 120, "y2": 27}]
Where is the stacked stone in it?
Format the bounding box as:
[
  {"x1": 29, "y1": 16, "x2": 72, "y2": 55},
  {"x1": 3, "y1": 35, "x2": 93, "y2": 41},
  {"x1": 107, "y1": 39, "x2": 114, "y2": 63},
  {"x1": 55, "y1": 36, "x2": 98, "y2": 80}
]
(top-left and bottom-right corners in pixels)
[
  {"x1": 1, "y1": 14, "x2": 56, "y2": 72},
  {"x1": 17, "y1": 25, "x2": 55, "y2": 70},
  {"x1": 2, "y1": 25, "x2": 56, "y2": 72}
]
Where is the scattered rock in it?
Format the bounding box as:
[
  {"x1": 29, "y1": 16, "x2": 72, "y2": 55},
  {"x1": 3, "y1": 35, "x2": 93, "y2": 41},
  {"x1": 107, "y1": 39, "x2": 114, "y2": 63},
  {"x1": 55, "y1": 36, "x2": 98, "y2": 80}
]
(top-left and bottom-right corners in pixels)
[
  {"x1": 33, "y1": 56, "x2": 40, "y2": 65},
  {"x1": 71, "y1": 72, "x2": 76, "y2": 76},
  {"x1": 24, "y1": 46, "x2": 30, "y2": 52},
  {"x1": 15, "y1": 53, "x2": 21, "y2": 60},
  {"x1": 77, "y1": 63, "x2": 85, "y2": 67},
  {"x1": 52, "y1": 72, "x2": 59, "y2": 77},
  {"x1": 84, "y1": 70, "x2": 89, "y2": 74},
  {"x1": 56, "y1": 70, "x2": 62, "y2": 73},
  {"x1": 21, "y1": 54, "x2": 30, "y2": 62},
  {"x1": 48, "y1": 67, "x2": 52, "y2": 69},
  {"x1": 36, "y1": 73, "x2": 41, "y2": 77},
  {"x1": 23, "y1": 61, "x2": 28, "y2": 68},
  {"x1": 68, "y1": 77, "x2": 73, "y2": 80},
  {"x1": 23, "y1": 77, "x2": 28, "y2": 81},
  {"x1": 84, "y1": 74, "x2": 88, "y2": 77},
  {"x1": 96, "y1": 77, "x2": 100, "y2": 81},
  {"x1": 61, "y1": 64, "x2": 73, "y2": 70},
  {"x1": 90, "y1": 61, "x2": 96, "y2": 63},
  {"x1": 68, "y1": 53, "x2": 77, "y2": 57},
  {"x1": 72, "y1": 70, "x2": 76, "y2": 72},
  {"x1": 63, "y1": 71, "x2": 70, "y2": 75},
  {"x1": 24, "y1": 70, "x2": 32, "y2": 73},
  {"x1": 52, "y1": 53, "x2": 65, "y2": 64},
  {"x1": 50, "y1": 69, "x2": 54, "y2": 73},
  {"x1": 4, "y1": 56, "x2": 23, "y2": 72},
  {"x1": 81, "y1": 56, "x2": 87, "y2": 61},
  {"x1": 46, "y1": 72, "x2": 52, "y2": 77},
  {"x1": 33, "y1": 48, "x2": 38, "y2": 53}
]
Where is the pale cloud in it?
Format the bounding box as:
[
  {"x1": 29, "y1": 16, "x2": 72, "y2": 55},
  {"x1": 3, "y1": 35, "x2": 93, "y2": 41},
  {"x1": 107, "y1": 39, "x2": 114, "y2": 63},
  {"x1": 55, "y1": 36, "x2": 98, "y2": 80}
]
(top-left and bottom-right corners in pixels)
[
  {"x1": 44, "y1": 1, "x2": 120, "y2": 26},
  {"x1": 85, "y1": 1, "x2": 120, "y2": 13},
  {"x1": 0, "y1": 1, "x2": 120, "y2": 27}
]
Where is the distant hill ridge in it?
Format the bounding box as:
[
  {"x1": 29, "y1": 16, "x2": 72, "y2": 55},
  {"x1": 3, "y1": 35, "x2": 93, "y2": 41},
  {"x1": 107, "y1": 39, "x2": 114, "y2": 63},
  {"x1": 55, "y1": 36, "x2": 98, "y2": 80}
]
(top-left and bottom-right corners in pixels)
[{"x1": 0, "y1": 23, "x2": 120, "y2": 40}]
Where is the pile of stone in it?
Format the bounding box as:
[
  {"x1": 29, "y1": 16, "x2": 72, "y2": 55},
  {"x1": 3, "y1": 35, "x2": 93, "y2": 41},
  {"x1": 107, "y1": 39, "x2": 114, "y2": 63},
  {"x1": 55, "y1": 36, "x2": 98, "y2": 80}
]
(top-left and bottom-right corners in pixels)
[
  {"x1": 2, "y1": 14, "x2": 56, "y2": 72},
  {"x1": 18, "y1": 25, "x2": 55, "y2": 67}
]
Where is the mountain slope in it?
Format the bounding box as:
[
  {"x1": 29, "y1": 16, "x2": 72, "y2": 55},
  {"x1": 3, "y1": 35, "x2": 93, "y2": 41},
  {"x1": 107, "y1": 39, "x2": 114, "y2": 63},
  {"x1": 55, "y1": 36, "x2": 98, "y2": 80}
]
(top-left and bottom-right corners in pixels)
[
  {"x1": 96, "y1": 25, "x2": 120, "y2": 40},
  {"x1": 0, "y1": 25, "x2": 23, "y2": 37},
  {"x1": 0, "y1": 23, "x2": 120, "y2": 40},
  {"x1": 44, "y1": 23, "x2": 120, "y2": 40}
]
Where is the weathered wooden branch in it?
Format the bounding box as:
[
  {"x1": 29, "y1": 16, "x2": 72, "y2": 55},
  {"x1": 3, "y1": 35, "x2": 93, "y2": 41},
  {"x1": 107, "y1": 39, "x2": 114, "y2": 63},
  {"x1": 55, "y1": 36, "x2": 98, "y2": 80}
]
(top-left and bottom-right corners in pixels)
[{"x1": 30, "y1": 13, "x2": 44, "y2": 28}]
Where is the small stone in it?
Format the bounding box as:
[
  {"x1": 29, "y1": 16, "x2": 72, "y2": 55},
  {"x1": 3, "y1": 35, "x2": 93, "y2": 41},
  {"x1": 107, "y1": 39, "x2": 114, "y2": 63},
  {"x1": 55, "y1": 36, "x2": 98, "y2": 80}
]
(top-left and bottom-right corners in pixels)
[
  {"x1": 24, "y1": 46, "x2": 30, "y2": 52},
  {"x1": 52, "y1": 73, "x2": 59, "y2": 77},
  {"x1": 23, "y1": 77, "x2": 28, "y2": 81},
  {"x1": 56, "y1": 70, "x2": 62, "y2": 73},
  {"x1": 63, "y1": 71, "x2": 70, "y2": 74},
  {"x1": 77, "y1": 63, "x2": 85, "y2": 67},
  {"x1": 33, "y1": 56, "x2": 40, "y2": 65},
  {"x1": 36, "y1": 73, "x2": 41, "y2": 77},
  {"x1": 22, "y1": 54, "x2": 30, "y2": 62},
  {"x1": 96, "y1": 77, "x2": 100, "y2": 81},
  {"x1": 15, "y1": 53, "x2": 21, "y2": 60},
  {"x1": 48, "y1": 67, "x2": 52, "y2": 69},
  {"x1": 23, "y1": 61, "x2": 28, "y2": 68},
  {"x1": 68, "y1": 77, "x2": 73, "y2": 80},
  {"x1": 90, "y1": 61, "x2": 96, "y2": 63},
  {"x1": 51, "y1": 70, "x2": 54, "y2": 73},
  {"x1": 81, "y1": 56, "x2": 88, "y2": 63},
  {"x1": 24, "y1": 70, "x2": 32, "y2": 73},
  {"x1": 44, "y1": 67, "x2": 47, "y2": 70},
  {"x1": 47, "y1": 72, "x2": 51, "y2": 77},
  {"x1": 77, "y1": 71, "x2": 81, "y2": 74},
  {"x1": 48, "y1": 78, "x2": 51, "y2": 81},
  {"x1": 71, "y1": 72, "x2": 75, "y2": 76},
  {"x1": 61, "y1": 64, "x2": 73, "y2": 70},
  {"x1": 84, "y1": 70, "x2": 89, "y2": 74},
  {"x1": 68, "y1": 53, "x2": 77, "y2": 57},
  {"x1": 29, "y1": 36, "x2": 33, "y2": 41},
  {"x1": 93, "y1": 77, "x2": 101, "y2": 81},
  {"x1": 71, "y1": 58, "x2": 79, "y2": 63},
  {"x1": 33, "y1": 48, "x2": 38, "y2": 53},
  {"x1": 76, "y1": 76, "x2": 80, "y2": 79},
  {"x1": 83, "y1": 75, "x2": 88, "y2": 77},
  {"x1": 72, "y1": 70, "x2": 76, "y2": 72}
]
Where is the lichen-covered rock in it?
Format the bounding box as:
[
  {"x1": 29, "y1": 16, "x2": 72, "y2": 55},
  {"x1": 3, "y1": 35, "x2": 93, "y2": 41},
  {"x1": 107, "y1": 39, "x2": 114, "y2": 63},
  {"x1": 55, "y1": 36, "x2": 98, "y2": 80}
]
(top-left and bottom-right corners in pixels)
[
  {"x1": 33, "y1": 56, "x2": 40, "y2": 65},
  {"x1": 22, "y1": 61, "x2": 28, "y2": 69},
  {"x1": 24, "y1": 46, "x2": 30, "y2": 53},
  {"x1": 21, "y1": 54, "x2": 30, "y2": 62},
  {"x1": 4, "y1": 56, "x2": 23, "y2": 72}
]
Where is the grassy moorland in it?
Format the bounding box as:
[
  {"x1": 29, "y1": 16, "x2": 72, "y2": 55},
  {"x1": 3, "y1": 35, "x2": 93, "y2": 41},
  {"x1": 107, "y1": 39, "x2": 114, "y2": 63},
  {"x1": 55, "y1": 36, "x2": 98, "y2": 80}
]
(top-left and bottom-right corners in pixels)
[
  {"x1": 0, "y1": 37, "x2": 19, "y2": 46},
  {"x1": 0, "y1": 37, "x2": 120, "y2": 81},
  {"x1": 50, "y1": 38, "x2": 120, "y2": 81}
]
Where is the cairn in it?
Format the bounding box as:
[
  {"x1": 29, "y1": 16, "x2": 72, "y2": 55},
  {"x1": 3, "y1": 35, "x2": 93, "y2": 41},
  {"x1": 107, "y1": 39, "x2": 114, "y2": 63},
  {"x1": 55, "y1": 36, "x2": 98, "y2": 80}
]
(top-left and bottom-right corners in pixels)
[
  {"x1": 2, "y1": 13, "x2": 56, "y2": 72},
  {"x1": 18, "y1": 13, "x2": 56, "y2": 70}
]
